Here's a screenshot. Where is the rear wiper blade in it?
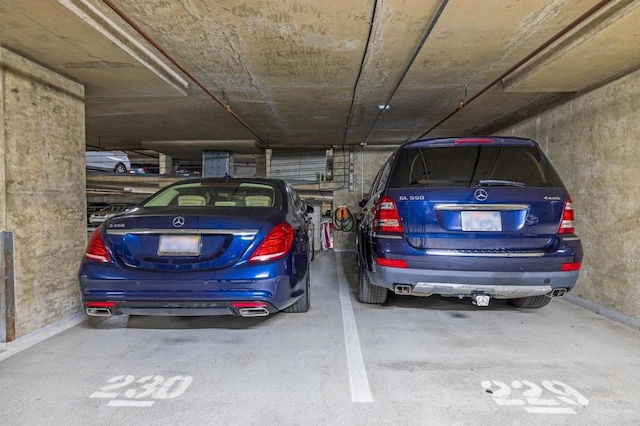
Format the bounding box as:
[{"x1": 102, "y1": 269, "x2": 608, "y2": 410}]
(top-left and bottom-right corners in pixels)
[{"x1": 476, "y1": 179, "x2": 526, "y2": 187}]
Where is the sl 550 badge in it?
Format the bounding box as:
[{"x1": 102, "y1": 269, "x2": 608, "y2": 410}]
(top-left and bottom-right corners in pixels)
[{"x1": 398, "y1": 195, "x2": 425, "y2": 201}]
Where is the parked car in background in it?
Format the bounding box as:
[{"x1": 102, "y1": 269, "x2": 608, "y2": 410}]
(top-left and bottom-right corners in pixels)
[
  {"x1": 356, "y1": 136, "x2": 583, "y2": 309},
  {"x1": 86, "y1": 202, "x2": 109, "y2": 225},
  {"x1": 79, "y1": 178, "x2": 314, "y2": 318},
  {"x1": 88, "y1": 203, "x2": 135, "y2": 225},
  {"x1": 85, "y1": 150, "x2": 131, "y2": 173}
]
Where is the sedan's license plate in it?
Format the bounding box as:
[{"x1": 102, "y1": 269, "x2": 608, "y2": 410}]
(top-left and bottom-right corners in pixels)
[
  {"x1": 158, "y1": 235, "x2": 201, "y2": 256},
  {"x1": 461, "y1": 211, "x2": 502, "y2": 231}
]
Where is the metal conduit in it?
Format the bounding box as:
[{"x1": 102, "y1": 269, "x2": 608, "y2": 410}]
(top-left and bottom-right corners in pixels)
[
  {"x1": 102, "y1": 0, "x2": 270, "y2": 150},
  {"x1": 362, "y1": 0, "x2": 450, "y2": 145},
  {"x1": 341, "y1": 0, "x2": 380, "y2": 146},
  {"x1": 415, "y1": 0, "x2": 615, "y2": 140}
]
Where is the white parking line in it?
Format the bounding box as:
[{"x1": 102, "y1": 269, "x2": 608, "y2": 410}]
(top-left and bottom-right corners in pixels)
[
  {"x1": 336, "y1": 253, "x2": 373, "y2": 403},
  {"x1": 107, "y1": 400, "x2": 155, "y2": 407}
]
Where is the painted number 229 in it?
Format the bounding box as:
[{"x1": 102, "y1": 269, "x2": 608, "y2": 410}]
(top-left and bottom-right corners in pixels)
[
  {"x1": 482, "y1": 380, "x2": 588, "y2": 414},
  {"x1": 90, "y1": 375, "x2": 193, "y2": 407}
]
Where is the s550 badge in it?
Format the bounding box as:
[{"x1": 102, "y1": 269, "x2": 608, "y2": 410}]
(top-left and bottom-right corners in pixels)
[
  {"x1": 399, "y1": 195, "x2": 425, "y2": 201},
  {"x1": 108, "y1": 223, "x2": 126, "y2": 228}
]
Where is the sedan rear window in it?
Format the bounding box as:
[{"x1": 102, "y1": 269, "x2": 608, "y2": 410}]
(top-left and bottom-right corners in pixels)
[
  {"x1": 143, "y1": 182, "x2": 277, "y2": 207},
  {"x1": 388, "y1": 145, "x2": 564, "y2": 188}
]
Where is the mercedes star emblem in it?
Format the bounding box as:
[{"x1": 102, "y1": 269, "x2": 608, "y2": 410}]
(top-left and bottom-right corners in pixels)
[
  {"x1": 172, "y1": 216, "x2": 185, "y2": 228},
  {"x1": 474, "y1": 189, "x2": 488, "y2": 201}
]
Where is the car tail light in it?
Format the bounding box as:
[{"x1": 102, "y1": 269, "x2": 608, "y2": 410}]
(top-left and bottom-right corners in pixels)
[
  {"x1": 84, "y1": 228, "x2": 110, "y2": 262},
  {"x1": 561, "y1": 262, "x2": 581, "y2": 271},
  {"x1": 86, "y1": 301, "x2": 116, "y2": 308},
  {"x1": 248, "y1": 223, "x2": 294, "y2": 262},
  {"x1": 231, "y1": 302, "x2": 267, "y2": 308},
  {"x1": 373, "y1": 196, "x2": 403, "y2": 233},
  {"x1": 558, "y1": 197, "x2": 575, "y2": 234},
  {"x1": 376, "y1": 258, "x2": 407, "y2": 268}
]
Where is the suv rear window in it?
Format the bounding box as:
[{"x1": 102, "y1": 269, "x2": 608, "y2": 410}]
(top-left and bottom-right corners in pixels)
[{"x1": 388, "y1": 145, "x2": 564, "y2": 188}]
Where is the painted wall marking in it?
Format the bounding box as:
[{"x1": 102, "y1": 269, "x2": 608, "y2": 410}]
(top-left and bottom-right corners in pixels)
[
  {"x1": 90, "y1": 375, "x2": 193, "y2": 407},
  {"x1": 482, "y1": 380, "x2": 589, "y2": 414}
]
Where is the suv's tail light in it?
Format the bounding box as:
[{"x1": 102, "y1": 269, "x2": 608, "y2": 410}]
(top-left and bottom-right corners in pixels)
[
  {"x1": 558, "y1": 197, "x2": 575, "y2": 234},
  {"x1": 84, "y1": 228, "x2": 110, "y2": 262},
  {"x1": 373, "y1": 196, "x2": 404, "y2": 233},
  {"x1": 249, "y1": 223, "x2": 294, "y2": 262}
]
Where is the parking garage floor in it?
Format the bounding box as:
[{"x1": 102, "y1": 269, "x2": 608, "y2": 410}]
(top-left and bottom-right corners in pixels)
[{"x1": 1, "y1": 251, "x2": 639, "y2": 426}]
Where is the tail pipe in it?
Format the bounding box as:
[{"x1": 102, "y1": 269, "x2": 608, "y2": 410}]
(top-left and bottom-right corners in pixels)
[
  {"x1": 237, "y1": 307, "x2": 270, "y2": 317},
  {"x1": 394, "y1": 284, "x2": 412, "y2": 295},
  {"x1": 86, "y1": 307, "x2": 112, "y2": 317},
  {"x1": 551, "y1": 288, "x2": 568, "y2": 298}
]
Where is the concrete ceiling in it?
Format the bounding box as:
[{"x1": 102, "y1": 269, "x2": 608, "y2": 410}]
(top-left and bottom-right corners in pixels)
[{"x1": 1, "y1": 0, "x2": 639, "y2": 160}]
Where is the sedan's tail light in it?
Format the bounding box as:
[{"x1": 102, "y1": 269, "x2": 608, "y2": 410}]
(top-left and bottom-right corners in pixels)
[
  {"x1": 373, "y1": 196, "x2": 404, "y2": 233},
  {"x1": 249, "y1": 223, "x2": 294, "y2": 262},
  {"x1": 558, "y1": 197, "x2": 575, "y2": 234},
  {"x1": 84, "y1": 228, "x2": 110, "y2": 262}
]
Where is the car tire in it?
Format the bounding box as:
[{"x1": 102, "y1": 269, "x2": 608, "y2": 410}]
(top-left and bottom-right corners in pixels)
[
  {"x1": 508, "y1": 295, "x2": 551, "y2": 308},
  {"x1": 283, "y1": 265, "x2": 311, "y2": 313},
  {"x1": 358, "y1": 267, "x2": 387, "y2": 304},
  {"x1": 114, "y1": 163, "x2": 127, "y2": 173}
]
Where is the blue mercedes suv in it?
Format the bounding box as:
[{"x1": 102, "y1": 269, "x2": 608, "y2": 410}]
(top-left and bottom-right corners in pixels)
[{"x1": 356, "y1": 137, "x2": 583, "y2": 308}]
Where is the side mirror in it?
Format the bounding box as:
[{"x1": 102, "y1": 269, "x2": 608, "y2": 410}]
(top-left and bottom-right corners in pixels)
[
  {"x1": 306, "y1": 204, "x2": 314, "y2": 214},
  {"x1": 358, "y1": 199, "x2": 368, "y2": 208}
]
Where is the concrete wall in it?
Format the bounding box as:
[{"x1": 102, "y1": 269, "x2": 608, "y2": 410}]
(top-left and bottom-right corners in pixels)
[
  {"x1": 499, "y1": 68, "x2": 640, "y2": 320},
  {"x1": 1, "y1": 47, "x2": 86, "y2": 338}
]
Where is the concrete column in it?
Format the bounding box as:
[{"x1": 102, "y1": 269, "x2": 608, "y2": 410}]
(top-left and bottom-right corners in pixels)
[
  {"x1": 255, "y1": 153, "x2": 267, "y2": 178},
  {"x1": 1, "y1": 47, "x2": 85, "y2": 338},
  {"x1": 265, "y1": 149, "x2": 272, "y2": 178},
  {"x1": 159, "y1": 153, "x2": 173, "y2": 174}
]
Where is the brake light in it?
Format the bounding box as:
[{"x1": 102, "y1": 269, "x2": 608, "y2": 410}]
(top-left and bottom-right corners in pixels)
[
  {"x1": 376, "y1": 258, "x2": 407, "y2": 268},
  {"x1": 373, "y1": 196, "x2": 403, "y2": 233},
  {"x1": 84, "y1": 228, "x2": 110, "y2": 262},
  {"x1": 248, "y1": 223, "x2": 294, "y2": 262},
  {"x1": 558, "y1": 197, "x2": 575, "y2": 234},
  {"x1": 454, "y1": 138, "x2": 494, "y2": 144},
  {"x1": 561, "y1": 262, "x2": 581, "y2": 272}
]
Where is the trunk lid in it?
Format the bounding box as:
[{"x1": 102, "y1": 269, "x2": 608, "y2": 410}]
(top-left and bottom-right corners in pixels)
[{"x1": 103, "y1": 206, "x2": 279, "y2": 270}]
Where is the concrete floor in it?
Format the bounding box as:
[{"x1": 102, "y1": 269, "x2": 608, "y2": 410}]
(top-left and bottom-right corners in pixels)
[{"x1": 1, "y1": 251, "x2": 639, "y2": 426}]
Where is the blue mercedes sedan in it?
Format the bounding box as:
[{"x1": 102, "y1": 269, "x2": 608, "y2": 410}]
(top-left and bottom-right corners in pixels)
[{"x1": 79, "y1": 178, "x2": 313, "y2": 318}]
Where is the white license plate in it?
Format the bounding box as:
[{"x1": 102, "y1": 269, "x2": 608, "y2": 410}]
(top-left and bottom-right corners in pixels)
[
  {"x1": 158, "y1": 235, "x2": 201, "y2": 256},
  {"x1": 461, "y1": 211, "x2": 502, "y2": 231}
]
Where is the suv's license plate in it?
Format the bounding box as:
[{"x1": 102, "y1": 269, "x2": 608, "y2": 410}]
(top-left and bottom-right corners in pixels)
[
  {"x1": 158, "y1": 235, "x2": 201, "y2": 256},
  {"x1": 461, "y1": 211, "x2": 502, "y2": 231}
]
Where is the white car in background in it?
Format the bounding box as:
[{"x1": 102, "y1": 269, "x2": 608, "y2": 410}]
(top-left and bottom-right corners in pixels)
[
  {"x1": 88, "y1": 203, "x2": 135, "y2": 225},
  {"x1": 85, "y1": 151, "x2": 131, "y2": 173}
]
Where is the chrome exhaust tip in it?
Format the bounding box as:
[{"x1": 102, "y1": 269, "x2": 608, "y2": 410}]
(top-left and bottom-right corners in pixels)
[
  {"x1": 394, "y1": 284, "x2": 412, "y2": 295},
  {"x1": 238, "y1": 307, "x2": 270, "y2": 317},
  {"x1": 472, "y1": 294, "x2": 491, "y2": 307},
  {"x1": 86, "y1": 307, "x2": 112, "y2": 317},
  {"x1": 551, "y1": 288, "x2": 567, "y2": 298}
]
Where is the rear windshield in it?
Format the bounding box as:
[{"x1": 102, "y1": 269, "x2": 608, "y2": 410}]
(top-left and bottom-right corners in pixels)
[
  {"x1": 388, "y1": 145, "x2": 564, "y2": 188},
  {"x1": 142, "y1": 182, "x2": 278, "y2": 208}
]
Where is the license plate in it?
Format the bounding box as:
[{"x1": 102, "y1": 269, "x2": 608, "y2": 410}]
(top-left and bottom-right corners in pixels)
[
  {"x1": 461, "y1": 211, "x2": 502, "y2": 231},
  {"x1": 158, "y1": 235, "x2": 201, "y2": 256}
]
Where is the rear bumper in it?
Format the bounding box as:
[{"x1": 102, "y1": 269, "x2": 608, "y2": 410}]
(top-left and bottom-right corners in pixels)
[
  {"x1": 367, "y1": 266, "x2": 579, "y2": 298},
  {"x1": 84, "y1": 299, "x2": 278, "y2": 317},
  {"x1": 79, "y1": 275, "x2": 296, "y2": 314}
]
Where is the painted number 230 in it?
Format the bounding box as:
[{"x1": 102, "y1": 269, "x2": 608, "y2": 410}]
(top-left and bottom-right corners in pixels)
[{"x1": 91, "y1": 375, "x2": 193, "y2": 400}]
